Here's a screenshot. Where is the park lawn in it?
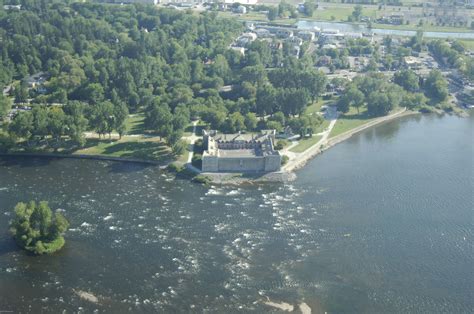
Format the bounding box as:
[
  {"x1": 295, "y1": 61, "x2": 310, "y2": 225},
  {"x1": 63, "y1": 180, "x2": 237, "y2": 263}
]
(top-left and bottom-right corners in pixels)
[
  {"x1": 176, "y1": 139, "x2": 191, "y2": 164},
  {"x1": 75, "y1": 136, "x2": 173, "y2": 162},
  {"x1": 329, "y1": 107, "x2": 375, "y2": 138},
  {"x1": 305, "y1": 99, "x2": 324, "y2": 115},
  {"x1": 311, "y1": 7, "x2": 377, "y2": 21},
  {"x1": 289, "y1": 135, "x2": 322, "y2": 153},
  {"x1": 184, "y1": 120, "x2": 208, "y2": 136},
  {"x1": 459, "y1": 40, "x2": 474, "y2": 52},
  {"x1": 124, "y1": 113, "x2": 146, "y2": 135}
]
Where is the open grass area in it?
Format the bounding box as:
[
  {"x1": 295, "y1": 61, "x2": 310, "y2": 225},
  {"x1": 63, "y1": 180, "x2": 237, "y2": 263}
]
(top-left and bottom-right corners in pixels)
[
  {"x1": 124, "y1": 113, "x2": 146, "y2": 135},
  {"x1": 459, "y1": 39, "x2": 474, "y2": 51},
  {"x1": 184, "y1": 120, "x2": 208, "y2": 136},
  {"x1": 75, "y1": 136, "x2": 173, "y2": 162},
  {"x1": 372, "y1": 23, "x2": 473, "y2": 33},
  {"x1": 177, "y1": 139, "x2": 191, "y2": 164},
  {"x1": 289, "y1": 135, "x2": 323, "y2": 153},
  {"x1": 329, "y1": 107, "x2": 376, "y2": 138}
]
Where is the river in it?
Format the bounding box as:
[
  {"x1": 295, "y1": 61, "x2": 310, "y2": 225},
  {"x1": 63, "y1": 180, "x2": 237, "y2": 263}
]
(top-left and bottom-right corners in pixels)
[
  {"x1": 297, "y1": 20, "x2": 474, "y2": 39},
  {"x1": 0, "y1": 112, "x2": 472, "y2": 313}
]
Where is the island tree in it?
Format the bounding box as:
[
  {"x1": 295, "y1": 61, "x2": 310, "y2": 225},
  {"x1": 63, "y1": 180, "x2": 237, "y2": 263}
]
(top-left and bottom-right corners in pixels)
[{"x1": 10, "y1": 201, "x2": 69, "y2": 255}]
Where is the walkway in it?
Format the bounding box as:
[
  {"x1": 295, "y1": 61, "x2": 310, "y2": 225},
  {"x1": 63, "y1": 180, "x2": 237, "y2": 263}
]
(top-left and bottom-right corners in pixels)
[{"x1": 281, "y1": 106, "x2": 338, "y2": 172}]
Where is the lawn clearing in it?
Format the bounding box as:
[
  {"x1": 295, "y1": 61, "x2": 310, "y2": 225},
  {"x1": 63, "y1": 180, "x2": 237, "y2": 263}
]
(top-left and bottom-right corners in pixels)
[{"x1": 289, "y1": 135, "x2": 322, "y2": 153}]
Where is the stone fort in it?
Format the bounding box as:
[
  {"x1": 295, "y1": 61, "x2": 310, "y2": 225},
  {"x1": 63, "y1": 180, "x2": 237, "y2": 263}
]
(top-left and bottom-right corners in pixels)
[{"x1": 202, "y1": 130, "x2": 281, "y2": 173}]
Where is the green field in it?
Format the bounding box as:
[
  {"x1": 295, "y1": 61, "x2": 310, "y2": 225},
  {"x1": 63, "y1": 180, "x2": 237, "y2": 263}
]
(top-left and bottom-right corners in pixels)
[
  {"x1": 372, "y1": 23, "x2": 473, "y2": 33},
  {"x1": 124, "y1": 113, "x2": 146, "y2": 135},
  {"x1": 329, "y1": 107, "x2": 375, "y2": 138},
  {"x1": 289, "y1": 135, "x2": 322, "y2": 153},
  {"x1": 75, "y1": 136, "x2": 173, "y2": 162},
  {"x1": 459, "y1": 40, "x2": 474, "y2": 51}
]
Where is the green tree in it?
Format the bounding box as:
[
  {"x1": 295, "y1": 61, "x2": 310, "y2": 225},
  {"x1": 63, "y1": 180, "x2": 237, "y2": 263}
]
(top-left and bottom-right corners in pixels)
[
  {"x1": 351, "y1": 5, "x2": 363, "y2": 22},
  {"x1": 244, "y1": 112, "x2": 258, "y2": 131},
  {"x1": 423, "y1": 70, "x2": 448, "y2": 103},
  {"x1": 268, "y1": 6, "x2": 279, "y2": 21},
  {"x1": 0, "y1": 94, "x2": 12, "y2": 120},
  {"x1": 346, "y1": 86, "x2": 365, "y2": 114},
  {"x1": 9, "y1": 111, "x2": 34, "y2": 141},
  {"x1": 393, "y1": 69, "x2": 419, "y2": 92},
  {"x1": 10, "y1": 201, "x2": 69, "y2": 255},
  {"x1": 14, "y1": 81, "x2": 29, "y2": 103},
  {"x1": 367, "y1": 91, "x2": 393, "y2": 116}
]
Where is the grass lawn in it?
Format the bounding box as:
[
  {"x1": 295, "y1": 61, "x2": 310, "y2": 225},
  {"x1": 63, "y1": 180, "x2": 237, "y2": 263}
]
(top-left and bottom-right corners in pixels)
[
  {"x1": 329, "y1": 107, "x2": 375, "y2": 138},
  {"x1": 176, "y1": 139, "x2": 191, "y2": 164},
  {"x1": 184, "y1": 120, "x2": 208, "y2": 136},
  {"x1": 75, "y1": 136, "x2": 173, "y2": 162},
  {"x1": 372, "y1": 23, "x2": 473, "y2": 33},
  {"x1": 459, "y1": 40, "x2": 474, "y2": 51},
  {"x1": 124, "y1": 113, "x2": 146, "y2": 135},
  {"x1": 289, "y1": 135, "x2": 323, "y2": 153}
]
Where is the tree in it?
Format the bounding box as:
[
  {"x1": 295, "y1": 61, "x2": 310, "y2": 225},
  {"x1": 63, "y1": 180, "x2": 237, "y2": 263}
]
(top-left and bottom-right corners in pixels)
[
  {"x1": 244, "y1": 112, "x2": 258, "y2": 131},
  {"x1": 227, "y1": 112, "x2": 246, "y2": 133},
  {"x1": 351, "y1": 5, "x2": 363, "y2": 22},
  {"x1": 367, "y1": 91, "x2": 393, "y2": 116},
  {"x1": 10, "y1": 201, "x2": 69, "y2": 255},
  {"x1": 424, "y1": 70, "x2": 448, "y2": 103},
  {"x1": 337, "y1": 94, "x2": 350, "y2": 113},
  {"x1": 268, "y1": 6, "x2": 278, "y2": 21},
  {"x1": 303, "y1": 1, "x2": 315, "y2": 17},
  {"x1": 14, "y1": 81, "x2": 29, "y2": 103},
  {"x1": 145, "y1": 102, "x2": 173, "y2": 140},
  {"x1": 346, "y1": 86, "x2": 365, "y2": 114},
  {"x1": 256, "y1": 84, "x2": 277, "y2": 116},
  {"x1": 393, "y1": 69, "x2": 419, "y2": 92},
  {"x1": 0, "y1": 94, "x2": 12, "y2": 120},
  {"x1": 9, "y1": 111, "x2": 34, "y2": 141},
  {"x1": 64, "y1": 102, "x2": 89, "y2": 147},
  {"x1": 90, "y1": 101, "x2": 115, "y2": 138}
]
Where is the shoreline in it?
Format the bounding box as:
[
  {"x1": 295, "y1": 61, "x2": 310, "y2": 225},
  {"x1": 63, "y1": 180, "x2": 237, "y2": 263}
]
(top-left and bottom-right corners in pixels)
[
  {"x1": 0, "y1": 110, "x2": 420, "y2": 183},
  {"x1": 0, "y1": 152, "x2": 168, "y2": 168},
  {"x1": 283, "y1": 108, "x2": 418, "y2": 173}
]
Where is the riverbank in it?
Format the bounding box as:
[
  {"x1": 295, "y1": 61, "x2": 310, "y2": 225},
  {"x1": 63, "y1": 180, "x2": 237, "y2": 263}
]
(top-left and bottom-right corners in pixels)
[
  {"x1": 0, "y1": 152, "x2": 167, "y2": 167},
  {"x1": 283, "y1": 108, "x2": 417, "y2": 173}
]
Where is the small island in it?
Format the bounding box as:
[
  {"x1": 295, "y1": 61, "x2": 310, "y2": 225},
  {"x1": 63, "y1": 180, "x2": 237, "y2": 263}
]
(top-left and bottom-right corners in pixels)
[{"x1": 10, "y1": 201, "x2": 69, "y2": 255}]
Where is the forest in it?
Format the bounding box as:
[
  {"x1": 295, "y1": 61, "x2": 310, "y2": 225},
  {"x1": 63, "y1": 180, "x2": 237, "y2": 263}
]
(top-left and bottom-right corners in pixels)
[
  {"x1": 0, "y1": 1, "x2": 464, "y2": 156},
  {"x1": 0, "y1": 0, "x2": 328, "y2": 153}
]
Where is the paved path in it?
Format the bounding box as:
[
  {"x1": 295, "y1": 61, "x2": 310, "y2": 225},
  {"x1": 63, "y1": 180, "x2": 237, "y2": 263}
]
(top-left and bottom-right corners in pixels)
[
  {"x1": 282, "y1": 107, "x2": 338, "y2": 172},
  {"x1": 281, "y1": 106, "x2": 338, "y2": 170}
]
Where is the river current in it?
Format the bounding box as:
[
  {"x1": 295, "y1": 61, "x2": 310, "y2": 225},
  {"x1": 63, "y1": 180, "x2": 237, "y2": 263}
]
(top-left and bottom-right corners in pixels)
[{"x1": 0, "y1": 112, "x2": 472, "y2": 313}]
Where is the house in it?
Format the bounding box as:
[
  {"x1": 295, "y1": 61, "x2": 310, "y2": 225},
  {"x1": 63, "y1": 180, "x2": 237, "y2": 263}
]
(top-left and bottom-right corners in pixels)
[
  {"x1": 235, "y1": 32, "x2": 257, "y2": 47},
  {"x1": 255, "y1": 28, "x2": 272, "y2": 38},
  {"x1": 275, "y1": 29, "x2": 294, "y2": 39},
  {"x1": 3, "y1": 4, "x2": 21, "y2": 10},
  {"x1": 404, "y1": 56, "x2": 423, "y2": 70},
  {"x1": 297, "y1": 31, "x2": 315, "y2": 42},
  {"x1": 202, "y1": 130, "x2": 281, "y2": 173},
  {"x1": 234, "y1": 5, "x2": 247, "y2": 14},
  {"x1": 286, "y1": 36, "x2": 303, "y2": 47}
]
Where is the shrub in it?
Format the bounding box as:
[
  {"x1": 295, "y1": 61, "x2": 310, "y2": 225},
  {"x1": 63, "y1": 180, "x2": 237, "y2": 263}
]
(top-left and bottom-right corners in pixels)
[
  {"x1": 192, "y1": 153, "x2": 202, "y2": 169},
  {"x1": 281, "y1": 154, "x2": 289, "y2": 165},
  {"x1": 192, "y1": 174, "x2": 212, "y2": 185},
  {"x1": 274, "y1": 139, "x2": 288, "y2": 150}
]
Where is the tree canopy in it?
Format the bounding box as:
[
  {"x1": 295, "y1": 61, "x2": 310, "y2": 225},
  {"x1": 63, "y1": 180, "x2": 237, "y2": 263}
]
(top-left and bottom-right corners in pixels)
[{"x1": 10, "y1": 201, "x2": 69, "y2": 255}]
